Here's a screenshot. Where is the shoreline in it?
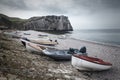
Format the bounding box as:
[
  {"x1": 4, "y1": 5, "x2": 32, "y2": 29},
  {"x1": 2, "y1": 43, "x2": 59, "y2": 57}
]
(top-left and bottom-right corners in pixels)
[
  {"x1": 53, "y1": 33, "x2": 120, "y2": 80},
  {"x1": 4, "y1": 29, "x2": 120, "y2": 48},
  {"x1": 71, "y1": 38, "x2": 120, "y2": 48}
]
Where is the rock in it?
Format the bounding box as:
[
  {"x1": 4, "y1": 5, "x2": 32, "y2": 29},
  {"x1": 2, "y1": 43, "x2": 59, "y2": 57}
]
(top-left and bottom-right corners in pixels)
[
  {"x1": 64, "y1": 75, "x2": 71, "y2": 79},
  {"x1": 45, "y1": 73, "x2": 53, "y2": 77},
  {"x1": 0, "y1": 77, "x2": 7, "y2": 80},
  {"x1": 29, "y1": 68, "x2": 36, "y2": 72},
  {"x1": 23, "y1": 15, "x2": 73, "y2": 31},
  {"x1": 7, "y1": 74, "x2": 17, "y2": 80}
]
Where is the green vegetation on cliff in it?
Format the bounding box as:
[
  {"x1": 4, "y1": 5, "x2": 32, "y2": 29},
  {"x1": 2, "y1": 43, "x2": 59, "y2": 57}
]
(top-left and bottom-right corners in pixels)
[
  {"x1": 0, "y1": 13, "x2": 26, "y2": 23},
  {"x1": 0, "y1": 13, "x2": 26, "y2": 29}
]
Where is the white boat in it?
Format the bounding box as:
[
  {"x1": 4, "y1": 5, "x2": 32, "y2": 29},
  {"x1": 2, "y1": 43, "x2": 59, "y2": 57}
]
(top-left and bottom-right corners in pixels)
[
  {"x1": 26, "y1": 42, "x2": 46, "y2": 53},
  {"x1": 20, "y1": 38, "x2": 54, "y2": 53},
  {"x1": 38, "y1": 34, "x2": 48, "y2": 37},
  {"x1": 24, "y1": 33, "x2": 31, "y2": 35},
  {"x1": 25, "y1": 38, "x2": 58, "y2": 46},
  {"x1": 57, "y1": 35, "x2": 66, "y2": 39},
  {"x1": 72, "y1": 54, "x2": 112, "y2": 71},
  {"x1": 21, "y1": 38, "x2": 45, "y2": 53}
]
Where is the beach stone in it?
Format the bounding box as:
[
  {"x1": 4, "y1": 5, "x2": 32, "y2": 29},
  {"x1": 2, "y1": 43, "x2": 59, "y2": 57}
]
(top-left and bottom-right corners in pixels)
[
  {"x1": 64, "y1": 75, "x2": 71, "y2": 79},
  {"x1": 15, "y1": 79, "x2": 21, "y2": 80},
  {"x1": 7, "y1": 74, "x2": 17, "y2": 80},
  {"x1": 0, "y1": 77, "x2": 7, "y2": 80},
  {"x1": 29, "y1": 67, "x2": 36, "y2": 72},
  {"x1": 45, "y1": 73, "x2": 53, "y2": 77},
  {"x1": 75, "y1": 77, "x2": 87, "y2": 80}
]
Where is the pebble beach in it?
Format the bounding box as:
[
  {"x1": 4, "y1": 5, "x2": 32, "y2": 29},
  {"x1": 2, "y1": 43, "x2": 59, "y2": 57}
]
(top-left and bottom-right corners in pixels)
[
  {"x1": 57, "y1": 38, "x2": 120, "y2": 80},
  {"x1": 0, "y1": 30, "x2": 120, "y2": 80}
]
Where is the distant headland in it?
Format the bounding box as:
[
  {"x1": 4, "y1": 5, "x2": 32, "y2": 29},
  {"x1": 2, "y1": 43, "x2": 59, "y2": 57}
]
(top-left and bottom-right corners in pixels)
[{"x1": 0, "y1": 13, "x2": 73, "y2": 31}]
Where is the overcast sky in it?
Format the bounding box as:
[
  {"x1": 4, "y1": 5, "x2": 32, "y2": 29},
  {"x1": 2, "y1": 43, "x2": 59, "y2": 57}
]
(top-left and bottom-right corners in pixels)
[{"x1": 0, "y1": 0, "x2": 120, "y2": 29}]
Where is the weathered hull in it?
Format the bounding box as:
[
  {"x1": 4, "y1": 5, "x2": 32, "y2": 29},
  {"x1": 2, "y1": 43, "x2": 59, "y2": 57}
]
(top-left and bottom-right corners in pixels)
[
  {"x1": 20, "y1": 38, "x2": 43, "y2": 53},
  {"x1": 43, "y1": 50, "x2": 71, "y2": 60},
  {"x1": 20, "y1": 38, "x2": 29, "y2": 47},
  {"x1": 72, "y1": 55, "x2": 112, "y2": 71},
  {"x1": 29, "y1": 39, "x2": 58, "y2": 46},
  {"x1": 21, "y1": 38, "x2": 87, "y2": 60},
  {"x1": 26, "y1": 43, "x2": 42, "y2": 53}
]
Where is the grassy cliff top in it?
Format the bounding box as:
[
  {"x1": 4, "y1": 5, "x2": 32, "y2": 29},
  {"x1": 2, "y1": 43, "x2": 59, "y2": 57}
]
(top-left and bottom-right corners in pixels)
[{"x1": 0, "y1": 13, "x2": 27, "y2": 23}]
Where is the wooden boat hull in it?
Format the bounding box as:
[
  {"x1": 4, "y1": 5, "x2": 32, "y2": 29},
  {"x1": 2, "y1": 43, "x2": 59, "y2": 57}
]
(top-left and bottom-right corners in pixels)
[
  {"x1": 26, "y1": 43, "x2": 43, "y2": 53},
  {"x1": 28, "y1": 38, "x2": 58, "y2": 46},
  {"x1": 72, "y1": 55, "x2": 112, "y2": 71},
  {"x1": 20, "y1": 38, "x2": 29, "y2": 47},
  {"x1": 20, "y1": 38, "x2": 43, "y2": 53}
]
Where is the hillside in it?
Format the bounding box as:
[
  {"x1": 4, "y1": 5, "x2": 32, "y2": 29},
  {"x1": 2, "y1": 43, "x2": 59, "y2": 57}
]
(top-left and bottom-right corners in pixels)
[{"x1": 0, "y1": 14, "x2": 26, "y2": 29}]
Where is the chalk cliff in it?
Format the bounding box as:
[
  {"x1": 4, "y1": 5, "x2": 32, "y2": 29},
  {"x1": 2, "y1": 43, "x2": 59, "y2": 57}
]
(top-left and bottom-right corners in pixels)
[
  {"x1": 23, "y1": 15, "x2": 73, "y2": 31},
  {"x1": 0, "y1": 14, "x2": 73, "y2": 31}
]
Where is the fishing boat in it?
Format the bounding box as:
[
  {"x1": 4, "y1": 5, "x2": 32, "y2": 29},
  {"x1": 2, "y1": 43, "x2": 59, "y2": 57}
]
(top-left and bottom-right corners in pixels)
[
  {"x1": 23, "y1": 33, "x2": 31, "y2": 35},
  {"x1": 21, "y1": 38, "x2": 87, "y2": 60},
  {"x1": 24, "y1": 38, "x2": 58, "y2": 46},
  {"x1": 20, "y1": 38, "x2": 53, "y2": 53},
  {"x1": 20, "y1": 38, "x2": 29, "y2": 47},
  {"x1": 38, "y1": 34, "x2": 48, "y2": 37},
  {"x1": 42, "y1": 49, "x2": 72, "y2": 60},
  {"x1": 72, "y1": 54, "x2": 112, "y2": 71},
  {"x1": 26, "y1": 42, "x2": 46, "y2": 53},
  {"x1": 57, "y1": 35, "x2": 66, "y2": 39},
  {"x1": 42, "y1": 47, "x2": 87, "y2": 60},
  {"x1": 20, "y1": 38, "x2": 41, "y2": 52},
  {"x1": 30, "y1": 39, "x2": 58, "y2": 46},
  {"x1": 20, "y1": 38, "x2": 46, "y2": 52}
]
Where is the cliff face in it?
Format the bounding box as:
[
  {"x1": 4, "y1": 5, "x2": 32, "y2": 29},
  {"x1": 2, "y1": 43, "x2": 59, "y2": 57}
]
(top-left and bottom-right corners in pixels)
[
  {"x1": 23, "y1": 15, "x2": 73, "y2": 31},
  {"x1": 0, "y1": 14, "x2": 73, "y2": 31}
]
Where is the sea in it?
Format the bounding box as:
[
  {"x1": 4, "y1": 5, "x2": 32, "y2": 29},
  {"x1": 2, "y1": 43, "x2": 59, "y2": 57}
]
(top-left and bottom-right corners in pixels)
[
  {"x1": 69, "y1": 29, "x2": 120, "y2": 46},
  {"x1": 8, "y1": 28, "x2": 120, "y2": 46}
]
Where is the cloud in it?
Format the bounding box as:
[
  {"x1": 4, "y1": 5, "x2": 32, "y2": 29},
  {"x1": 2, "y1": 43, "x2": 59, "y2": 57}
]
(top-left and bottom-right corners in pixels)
[
  {"x1": 1, "y1": 0, "x2": 120, "y2": 15},
  {"x1": 0, "y1": 0, "x2": 29, "y2": 10},
  {"x1": 0, "y1": 0, "x2": 120, "y2": 29},
  {"x1": 101, "y1": 0, "x2": 120, "y2": 9}
]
